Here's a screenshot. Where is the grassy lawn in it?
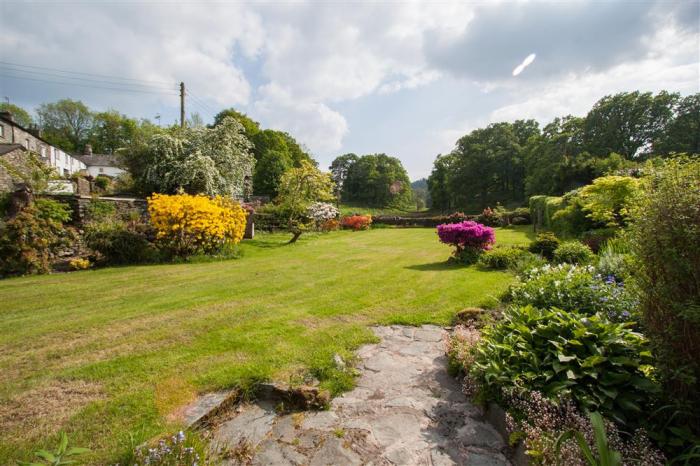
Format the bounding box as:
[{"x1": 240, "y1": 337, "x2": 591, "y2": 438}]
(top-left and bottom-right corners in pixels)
[
  {"x1": 338, "y1": 203, "x2": 431, "y2": 217},
  {"x1": 0, "y1": 226, "x2": 533, "y2": 464}
]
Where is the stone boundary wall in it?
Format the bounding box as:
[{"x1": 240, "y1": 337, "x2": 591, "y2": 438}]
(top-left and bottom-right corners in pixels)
[
  {"x1": 44, "y1": 194, "x2": 255, "y2": 238},
  {"x1": 43, "y1": 194, "x2": 147, "y2": 225},
  {"x1": 371, "y1": 214, "x2": 478, "y2": 228}
]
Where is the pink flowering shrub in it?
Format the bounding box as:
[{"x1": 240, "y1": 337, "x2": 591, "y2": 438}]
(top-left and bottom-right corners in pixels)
[{"x1": 437, "y1": 220, "x2": 495, "y2": 264}]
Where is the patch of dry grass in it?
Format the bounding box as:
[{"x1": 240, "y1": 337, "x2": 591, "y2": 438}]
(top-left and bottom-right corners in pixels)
[{"x1": 0, "y1": 380, "x2": 104, "y2": 440}]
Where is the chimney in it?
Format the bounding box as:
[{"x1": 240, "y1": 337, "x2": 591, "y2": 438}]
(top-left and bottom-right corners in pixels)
[
  {"x1": 84, "y1": 144, "x2": 93, "y2": 156},
  {"x1": 0, "y1": 111, "x2": 13, "y2": 122}
]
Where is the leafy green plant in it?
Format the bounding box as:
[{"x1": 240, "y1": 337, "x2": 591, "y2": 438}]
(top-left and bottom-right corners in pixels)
[
  {"x1": 555, "y1": 412, "x2": 621, "y2": 466},
  {"x1": 596, "y1": 236, "x2": 633, "y2": 282},
  {"x1": 579, "y1": 176, "x2": 641, "y2": 228},
  {"x1": 84, "y1": 223, "x2": 158, "y2": 265},
  {"x1": 508, "y1": 264, "x2": 636, "y2": 321},
  {"x1": 580, "y1": 228, "x2": 617, "y2": 253},
  {"x1": 553, "y1": 241, "x2": 595, "y2": 265},
  {"x1": 629, "y1": 157, "x2": 700, "y2": 449},
  {"x1": 18, "y1": 432, "x2": 90, "y2": 466},
  {"x1": 529, "y1": 232, "x2": 560, "y2": 259},
  {"x1": 0, "y1": 204, "x2": 73, "y2": 276},
  {"x1": 551, "y1": 193, "x2": 596, "y2": 237},
  {"x1": 670, "y1": 444, "x2": 700, "y2": 465},
  {"x1": 478, "y1": 246, "x2": 530, "y2": 270},
  {"x1": 34, "y1": 198, "x2": 72, "y2": 223},
  {"x1": 471, "y1": 305, "x2": 659, "y2": 426},
  {"x1": 93, "y1": 175, "x2": 110, "y2": 191},
  {"x1": 85, "y1": 199, "x2": 116, "y2": 222}
]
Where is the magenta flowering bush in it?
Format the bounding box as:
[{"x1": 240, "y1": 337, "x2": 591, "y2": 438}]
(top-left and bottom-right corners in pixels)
[{"x1": 437, "y1": 220, "x2": 495, "y2": 264}]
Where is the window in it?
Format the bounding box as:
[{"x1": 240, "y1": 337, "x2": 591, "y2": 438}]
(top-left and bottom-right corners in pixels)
[
  {"x1": 99, "y1": 167, "x2": 104, "y2": 173},
  {"x1": 24, "y1": 138, "x2": 30, "y2": 149},
  {"x1": 0, "y1": 125, "x2": 4, "y2": 138}
]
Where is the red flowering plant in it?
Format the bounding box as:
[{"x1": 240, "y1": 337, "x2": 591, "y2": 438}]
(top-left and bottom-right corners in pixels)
[
  {"x1": 437, "y1": 220, "x2": 495, "y2": 264},
  {"x1": 341, "y1": 215, "x2": 372, "y2": 231}
]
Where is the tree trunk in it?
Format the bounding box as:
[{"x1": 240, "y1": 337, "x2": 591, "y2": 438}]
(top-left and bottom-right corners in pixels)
[{"x1": 288, "y1": 230, "x2": 302, "y2": 244}]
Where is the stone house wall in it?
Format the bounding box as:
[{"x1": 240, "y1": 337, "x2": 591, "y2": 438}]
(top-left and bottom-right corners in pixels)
[
  {"x1": 0, "y1": 148, "x2": 32, "y2": 193},
  {"x1": 0, "y1": 114, "x2": 86, "y2": 176}
]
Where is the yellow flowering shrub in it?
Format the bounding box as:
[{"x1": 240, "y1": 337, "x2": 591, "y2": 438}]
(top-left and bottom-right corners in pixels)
[
  {"x1": 68, "y1": 258, "x2": 91, "y2": 270},
  {"x1": 147, "y1": 193, "x2": 248, "y2": 257}
]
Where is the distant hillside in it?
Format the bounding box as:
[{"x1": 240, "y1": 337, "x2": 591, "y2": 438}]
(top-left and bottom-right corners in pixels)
[
  {"x1": 411, "y1": 178, "x2": 428, "y2": 190},
  {"x1": 411, "y1": 178, "x2": 431, "y2": 208}
]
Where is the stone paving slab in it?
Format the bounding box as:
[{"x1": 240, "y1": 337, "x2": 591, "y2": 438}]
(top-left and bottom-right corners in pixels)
[{"x1": 211, "y1": 325, "x2": 510, "y2": 465}]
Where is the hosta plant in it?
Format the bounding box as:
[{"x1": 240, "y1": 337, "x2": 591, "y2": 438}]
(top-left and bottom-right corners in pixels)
[{"x1": 471, "y1": 305, "x2": 659, "y2": 427}]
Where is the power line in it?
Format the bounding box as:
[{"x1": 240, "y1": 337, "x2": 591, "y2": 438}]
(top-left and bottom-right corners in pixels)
[
  {"x1": 0, "y1": 65, "x2": 178, "y2": 91},
  {"x1": 0, "y1": 60, "x2": 177, "y2": 86},
  {"x1": 186, "y1": 99, "x2": 215, "y2": 122},
  {"x1": 0, "y1": 73, "x2": 179, "y2": 96},
  {"x1": 187, "y1": 90, "x2": 218, "y2": 114}
]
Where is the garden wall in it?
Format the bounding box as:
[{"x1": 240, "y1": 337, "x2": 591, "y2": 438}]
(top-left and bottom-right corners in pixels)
[
  {"x1": 371, "y1": 214, "x2": 478, "y2": 227},
  {"x1": 43, "y1": 194, "x2": 147, "y2": 225}
]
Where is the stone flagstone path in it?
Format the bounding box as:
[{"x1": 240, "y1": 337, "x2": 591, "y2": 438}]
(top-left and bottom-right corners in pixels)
[{"x1": 211, "y1": 325, "x2": 510, "y2": 465}]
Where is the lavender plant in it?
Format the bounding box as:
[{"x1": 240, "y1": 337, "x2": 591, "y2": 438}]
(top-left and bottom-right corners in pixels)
[{"x1": 132, "y1": 431, "x2": 201, "y2": 466}]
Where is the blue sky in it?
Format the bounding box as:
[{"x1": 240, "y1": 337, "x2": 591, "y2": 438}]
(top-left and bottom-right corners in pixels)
[{"x1": 1, "y1": 0, "x2": 698, "y2": 179}]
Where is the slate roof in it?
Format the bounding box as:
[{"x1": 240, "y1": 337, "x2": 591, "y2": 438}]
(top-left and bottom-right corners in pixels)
[
  {"x1": 75, "y1": 154, "x2": 121, "y2": 167},
  {"x1": 0, "y1": 144, "x2": 26, "y2": 156}
]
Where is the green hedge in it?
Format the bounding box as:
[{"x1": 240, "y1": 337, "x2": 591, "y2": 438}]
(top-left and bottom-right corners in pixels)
[{"x1": 529, "y1": 195, "x2": 564, "y2": 231}]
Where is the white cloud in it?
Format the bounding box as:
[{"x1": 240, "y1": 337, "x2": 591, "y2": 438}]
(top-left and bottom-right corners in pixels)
[
  {"x1": 254, "y1": 84, "x2": 348, "y2": 154},
  {"x1": 436, "y1": 22, "x2": 699, "y2": 161},
  {"x1": 0, "y1": 0, "x2": 697, "y2": 177}
]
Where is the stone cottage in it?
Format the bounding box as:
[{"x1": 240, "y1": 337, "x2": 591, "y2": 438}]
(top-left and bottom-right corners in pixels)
[
  {"x1": 0, "y1": 111, "x2": 86, "y2": 189},
  {"x1": 75, "y1": 144, "x2": 126, "y2": 178}
]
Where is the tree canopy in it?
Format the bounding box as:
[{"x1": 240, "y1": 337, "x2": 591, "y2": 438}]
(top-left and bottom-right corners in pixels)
[
  {"x1": 275, "y1": 160, "x2": 335, "y2": 242},
  {"x1": 36, "y1": 99, "x2": 94, "y2": 152},
  {"x1": 0, "y1": 103, "x2": 34, "y2": 128},
  {"x1": 428, "y1": 90, "x2": 699, "y2": 212},
  {"x1": 331, "y1": 153, "x2": 413, "y2": 208},
  {"x1": 212, "y1": 108, "x2": 260, "y2": 139},
  {"x1": 125, "y1": 117, "x2": 254, "y2": 197},
  {"x1": 251, "y1": 129, "x2": 315, "y2": 198}
]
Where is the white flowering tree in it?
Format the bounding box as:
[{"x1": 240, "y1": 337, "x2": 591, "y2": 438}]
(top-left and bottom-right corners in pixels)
[
  {"x1": 307, "y1": 202, "x2": 339, "y2": 225},
  {"x1": 136, "y1": 117, "x2": 255, "y2": 197}
]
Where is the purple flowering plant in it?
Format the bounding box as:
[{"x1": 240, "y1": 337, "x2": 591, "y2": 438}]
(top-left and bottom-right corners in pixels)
[{"x1": 437, "y1": 220, "x2": 495, "y2": 264}]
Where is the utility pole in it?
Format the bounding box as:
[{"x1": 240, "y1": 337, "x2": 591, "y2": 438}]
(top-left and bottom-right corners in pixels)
[{"x1": 180, "y1": 82, "x2": 185, "y2": 128}]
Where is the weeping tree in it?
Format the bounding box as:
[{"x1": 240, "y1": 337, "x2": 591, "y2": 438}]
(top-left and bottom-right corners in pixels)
[
  {"x1": 276, "y1": 160, "x2": 335, "y2": 243},
  {"x1": 127, "y1": 117, "x2": 255, "y2": 197}
]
